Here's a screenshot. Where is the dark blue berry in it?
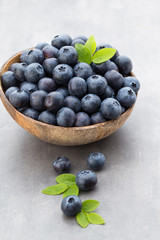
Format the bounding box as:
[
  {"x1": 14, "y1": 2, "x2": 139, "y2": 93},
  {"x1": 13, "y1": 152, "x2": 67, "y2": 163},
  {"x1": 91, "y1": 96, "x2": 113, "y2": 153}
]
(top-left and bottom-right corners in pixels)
[
  {"x1": 42, "y1": 45, "x2": 59, "y2": 59},
  {"x1": 14, "y1": 63, "x2": 27, "y2": 82},
  {"x1": 9, "y1": 90, "x2": 29, "y2": 109},
  {"x1": 1, "y1": 71, "x2": 17, "y2": 90},
  {"x1": 104, "y1": 70, "x2": 123, "y2": 90},
  {"x1": 38, "y1": 77, "x2": 57, "y2": 93},
  {"x1": 61, "y1": 195, "x2": 82, "y2": 217},
  {"x1": 53, "y1": 156, "x2": 71, "y2": 174},
  {"x1": 42, "y1": 58, "x2": 58, "y2": 76},
  {"x1": 35, "y1": 42, "x2": 49, "y2": 50},
  {"x1": 75, "y1": 112, "x2": 91, "y2": 127},
  {"x1": 20, "y1": 49, "x2": 30, "y2": 63},
  {"x1": 22, "y1": 108, "x2": 39, "y2": 120},
  {"x1": 116, "y1": 87, "x2": 136, "y2": 108},
  {"x1": 105, "y1": 60, "x2": 119, "y2": 72},
  {"x1": 73, "y1": 35, "x2": 88, "y2": 42},
  {"x1": 110, "y1": 49, "x2": 120, "y2": 62},
  {"x1": 71, "y1": 39, "x2": 85, "y2": 47},
  {"x1": 123, "y1": 76, "x2": 140, "y2": 94},
  {"x1": 73, "y1": 62, "x2": 93, "y2": 80},
  {"x1": 68, "y1": 77, "x2": 87, "y2": 98},
  {"x1": 101, "y1": 98, "x2": 122, "y2": 119},
  {"x1": 87, "y1": 152, "x2": 106, "y2": 171},
  {"x1": 44, "y1": 91, "x2": 64, "y2": 112},
  {"x1": 58, "y1": 46, "x2": 78, "y2": 66},
  {"x1": 5, "y1": 86, "x2": 19, "y2": 99},
  {"x1": 121, "y1": 106, "x2": 126, "y2": 114},
  {"x1": 22, "y1": 49, "x2": 44, "y2": 65},
  {"x1": 64, "y1": 96, "x2": 81, "y2": 113},
  {"x1": 91, "y1": 112, "x2": 106, "y2": 124},
  {"x1": 9, "y1": 63, "x2": 20, "y2": 72},
  {"x1": 52, "y1": 64, "x2": 73, "y2": 85},
  {"x1": 30, "y1": 90, "x2": 47, "y2": 111},
  {"x1": 96, "y1": 43, "x2": 113, "y2": 51},
  {"x1": 76, "y1": 170, "x2": 97, "y2": 191},
  {"x1": 81, "y1": 94, "x2": 101, "y2": 114},
  {"x1": 38, "y1": 110, "x2": 56, "y2": 125},
  {"x1": 56, "y1": 87, "x2": 68, "y2": 98},
  {"x1": 116, "y1": 55, "x2": 133, "y2": 75},
  {"x1": 24, "y1": 63, "x2": 45, "y2": 83},
  {"x1": 101, "y1": 85, "x2": 115, "y2": 99},
  {"x1": 51, "y1": 34, "x2": 71, "y2": 49},
  {"x1": 57, "y1": 107, "x2": 76, "y2": 127},
  {"x1": 20, "y1": 82, "x2": 38, "y2": 95},
  {"x1": 87, "y1": 75, "x2": 107, "y2": 96},
  {"x1": 92, "y1": 61, "x2": 109, "y2": 75}
]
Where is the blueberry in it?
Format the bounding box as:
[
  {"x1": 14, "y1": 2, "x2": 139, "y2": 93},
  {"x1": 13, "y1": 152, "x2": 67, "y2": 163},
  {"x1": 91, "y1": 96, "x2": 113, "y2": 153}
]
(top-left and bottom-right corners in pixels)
[
  {"x1": 42, "y1": 58, "x2": 58, "y2": 76},
  {"x1": 73, "y1": 62, "x2": 93, "y2": 80},
  {"x1": 121, "y1": 106, "x2": 126, "y2": 114},
  {"x1": 20, "y1": 49, "x2": 30, "y2": 63},
  {"x1": 101, "y1": 98, "x2": 122, "y2": 119},
  {"x1": 73, "y1": 35, "x2": 88, "y2": 42},
  {"x1": 92, "y1": 61, "x2": 109, "y2": 75},
  {"x1": 44, "y1": 91, "x2": 64, "y2": 112},
  {"x1": 42, "y1": 45, "x2": 59, "y2": 59},
  {"x1": 52, "y1": 64, "x2": 73, "y2": 85},
  {"x1": 53, "y1": 156, "x2": 71, "y2": 174},
  {"x1": 104, "y1": 70, "x2": 123, "y2": 90},
  {"x1": 64, "y1": 96, "x2": 81, "y2": 113},
  {"x1": 75, "y1": 112, "x2": 90, "y2": 127},
  {"x1": 110, "y1": 49, "x2": 120, "y2": 62},
  {"x1": 87, "y1": 152, "x2": 106, "y2": 171},
  {"x1": 1, "y1": 71, "x2": 17, "y2": 90},
  {"x1": 30, "y1": 90, "x2": 47, "y2": 111},
  {"x1": 24, "y1": 63, "x2": 45, "y2": 83},
  {"x1": 51, "y1": 34, "x2": 71, "y2": 49},
  {"x1": 76, "y1": 170, "x2": 97, "y2": 191},
  {"x1": 38, "y1": 77, "x2": 56, "y2": 93},
  {"x1": 68, "y1": 77, "x2": 87, "y2": 99},
  {"x1": 22, "y1": 107, "x2": 39, "y2": 120},
  {"x1": 9, "y1": 90, "x2": 29, "y2": 109},
  {"x1": 38, "y1": 110, "x2": 56, "y2": 125},
  {"x1": 91, "y1": 112, "x2": 106, "y2": 124},
  {"x1": 105, "y1": 60, "x2": 119, "y2": 72},
  {"x1": 9, "y1": 63, "x2": 20, "y2": 72},
  {"x1": 57, "y1": 107, "x2": 75, "y2": 127},
  {"x1": 35, "y1": 42, "x2": 49, "y2": 50},
  {"x1": 123, "y1": 76, "x2": 140, "y2": 94},
  {"x1": 20, "y1": 82, "x2": 38, "y2": 95},
  {"x1": 116, "y1": 87, "x2": 136, "y2": 108},
  {"x1": 101, "y1": 85, "x2": 115, "y2": 99},
  {"x1": 22, "y1": 49, "x2": 44, "y2": 65},
  {"x1": 61, "y1": 195, "x2": 82, "y2": 217},
  {"x1": 71, "y1": 39, "x2": 85, "y2": 47},
  {"x1": 58, "y1": 46, "x2": 78, "y2": 66},
  {"x1": 116, "y1": 55, "x2": 133, "y2": 75},
  {"x1": 56, "y1": 87, "x2": 68, "y2": 98},
  {"x1": 13, "y1": 63, "x2": 27, "y2": 82},
  {"x1": 81, "y1": 94, "x2": 101, "y2": 114},
  {"x1": 96, "y1": 43, "x2": 113, "y2": 51},
  {"x1": 5, "y1": 86, "x2": 19, "y2": 99},
  {"x1": 87, "y1": 75, "x2": 107, "y2": 96}
]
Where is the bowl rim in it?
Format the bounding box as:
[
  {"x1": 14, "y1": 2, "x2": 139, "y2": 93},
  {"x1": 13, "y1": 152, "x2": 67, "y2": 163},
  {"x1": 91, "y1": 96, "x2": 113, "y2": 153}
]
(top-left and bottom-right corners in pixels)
[{"x1": 0, "y1": 49, "x2": 136, "y2": 131}]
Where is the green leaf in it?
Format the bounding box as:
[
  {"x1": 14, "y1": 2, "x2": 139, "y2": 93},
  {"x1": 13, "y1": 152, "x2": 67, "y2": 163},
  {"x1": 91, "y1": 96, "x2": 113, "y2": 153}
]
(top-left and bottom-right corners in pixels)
[
  {"x1": 85, "y1": 35, "x2": 96, "y2": 55},
  {"x1": 63, "y1": 184, "x2": 79, "y2": 198},
  {"x1": 76, "y1": 211, "x2": 89, "y2": 228},
  {"x1": 92, "y1": 48, "x2": 116, "y2": 64},
  {"x1": 75, "y1": 43, "x2": 92, "y2": 64},
  {"x1": 87, "y1": 213, "x2": 105, "y2": 225},
  {"x1": 82, "y1": 200, "x2": 100, "y2": 213},
  {"x1": 56, "y1": 173, "x2": 76, "y2": 186},
  {"x1": 41, "y1": 183, "x2": 68, "y2": 195}
]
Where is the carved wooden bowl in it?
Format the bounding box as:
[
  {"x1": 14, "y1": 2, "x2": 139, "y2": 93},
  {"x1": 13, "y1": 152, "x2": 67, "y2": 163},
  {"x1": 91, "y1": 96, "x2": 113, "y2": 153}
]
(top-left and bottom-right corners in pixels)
[{"x1": 0, "y1": 50, "x2": 136, "y2": 146}]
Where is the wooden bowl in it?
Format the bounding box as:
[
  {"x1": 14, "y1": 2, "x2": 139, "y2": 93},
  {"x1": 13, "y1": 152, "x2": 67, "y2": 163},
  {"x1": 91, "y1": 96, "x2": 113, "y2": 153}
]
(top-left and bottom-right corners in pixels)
[{"x1": 0, "y1": 50, "x2": 136, "y2": 146}]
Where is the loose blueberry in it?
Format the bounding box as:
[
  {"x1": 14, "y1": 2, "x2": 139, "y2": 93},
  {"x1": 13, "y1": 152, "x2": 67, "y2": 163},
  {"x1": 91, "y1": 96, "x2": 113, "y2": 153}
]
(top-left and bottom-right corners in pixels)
[
  {"x1": 73, "y1": 35, "x2": 88, "y2": 42},
  {"x1": 104, "y1": 70, "x2": 123, "y2": 90},
  {"x1": 101, "y1": 98, "x2": 122, "y2": 119},
  {"x1": 5, "y1": 86, "x2": 19, "y2": 99},
  {"x1": 38, "y1": 110, "x2": 56, "y2": 125},
  {"x1": 81, "y1": 94, "x2": 101, "y2": 114},
  {"x1": 64, "y1": 96, "x2": 81, "y2": 113},
  {"x1": 13, "y1": 63, "x2": 27, "y2": 82},
  {"x1": 57, "y1": 107, "x2": 76, "y2": 127},
  {"x1": 52, "y1": 64, "x2": 73, "y2": 85},
  {"x1": 73, "y1": 62, "x2": 93, "y2": 80},
  {"x1": 22, "y1": 108, "x2": 39, "y2": 120},
  {"x1": 22, "y1": 49, "x2": 44, "y2": 64},
  {"x1": 42, "y1": 58, "x2": 58, "y2": 76},
  {"x1": 116, "y1": 55, "x2": 133, "y2": 75},
  {"x1": 42, "y1": 45, "x2": 59, "y2": 59},
  {"x1": 56, "y1": 87, "x2": 68, "y2": 98},
  {"x1": 116, "y1": 87, "x2": 136, "y2": 108},
  {"x1": 58, "y1": 46, "x2": 78, "y2": 66},
  {"x1": 105, "y1": 60, "x2": 119, "y2": 72},
  {"x1": 121, "y1": 106, "x2": 126, "y2": 114},
  {"x1": 75, "y1": 112, "x2": 91, "y2": 127},
  {"x1": 38, "y1": 77, "x2": 57, "y2": 93},
  {"x1": 68, "y1": 77, "x2": 87, "y2": 99},
  {"x1": 71, "y1": 39, "x2": 85, "y2": 47},
  {"x1": 20, "y1": 82, "x2": 38, "y2": 95},
  {"x1": 87, "y1": 75, "x2": 107, "y2": 96},
  {"x1": 96, "y1": 43, "x2": 113, "y2": 51},
  {"x1": 30, "y1": 90, "x2": 47, "y2": 111},
  {"x1": 53, "y1": 156, "x2": 71, "y2": 174},
  {"x1": 44, "y1": 91, "x2": 64, "y2": 112},
  {"x1": 35, "y1": 42, "x2": 49, "y2": 50},
  {"x1": 76, "y1": 170, "x2": 97, "y2": 191},
  {"x1": 123, "y1": 76, "x2": 140, "y2": 94},
  {"x1": 101, "y1": 85, "x2": 115, "y2": 99},
  {"x1": 51, "y1": 34, "x2": 71, "y2": 49},
  {"x1": 110, "y1": 49, "x2": 120, "y2": 62},
  {"x1": 9, "y1": 63, "x2": 20, "y2": 72},
  {"x1": 24, "y1": 63, "x2": 45, "y2": 83},
  {"x1": 20, "y1": 49, "x2": 30, "y2": 63},
  {"x1": 92, "y1": 61, "x2": 109, "y2": 75},
  {"x1": 91, "y1": 112, "x2": 106, "y2": 124},
  {"x1": 1, "y1": 71, "x2": 17, "y2": 90},
  {"x1": 87, "y1": 152, "x2": 106, "y2": 171},
  {"x1": 9, "y1": 90, "x2": 29, "y2": 109},
  {"x1": 61, "y1": 195, "x2": 82, "y2": 217}
]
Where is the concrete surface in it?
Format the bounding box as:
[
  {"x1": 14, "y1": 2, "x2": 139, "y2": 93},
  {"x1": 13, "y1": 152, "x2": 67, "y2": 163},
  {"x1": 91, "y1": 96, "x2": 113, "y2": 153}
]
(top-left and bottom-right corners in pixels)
[{"x1": 0, "y1": 0, "x2": 160, "y2": 239}]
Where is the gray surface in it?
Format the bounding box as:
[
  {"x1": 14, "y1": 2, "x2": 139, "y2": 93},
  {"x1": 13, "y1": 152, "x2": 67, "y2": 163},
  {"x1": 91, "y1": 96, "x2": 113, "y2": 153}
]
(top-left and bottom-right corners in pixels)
[{"x1": 0, "y1": 0, "x2": 160, "y2": 239}]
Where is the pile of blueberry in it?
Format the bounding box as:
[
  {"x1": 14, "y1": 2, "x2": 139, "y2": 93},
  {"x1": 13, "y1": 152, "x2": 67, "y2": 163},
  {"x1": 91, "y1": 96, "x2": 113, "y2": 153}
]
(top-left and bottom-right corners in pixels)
[{"x1": 1, "y1": 34, "x2": 140, "y2": 127}]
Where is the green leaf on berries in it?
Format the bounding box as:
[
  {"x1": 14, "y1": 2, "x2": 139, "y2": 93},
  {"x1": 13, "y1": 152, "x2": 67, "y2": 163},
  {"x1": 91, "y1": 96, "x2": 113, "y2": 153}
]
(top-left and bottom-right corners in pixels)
[
  {"x1": 75, "y1": 43, "x2": 92, "y2": 64},
  {"x1": 87, "y1": 212, "x2": 105, "y2": 225},
  {"x1": 56, "y1": 173, "x2": 76, "y2": 186},
  {"x1": 85, "y1": 35, "x2": 96, "y2": 55},
  {"x1": 76, "y1": 211, "x2": 89, "y2": 228},
  {"x1": 82, "y1": 200, "x2": 100, "y2": 213},
  {"x1": 41, "y1": 183, "x2": 68, "y2": 195},
  {"x1": 92, "y1": 48, "x2": 116, "y2": 64},
  {"x1": 63, "y1": 184, "x2": 79, "y2": 198}
]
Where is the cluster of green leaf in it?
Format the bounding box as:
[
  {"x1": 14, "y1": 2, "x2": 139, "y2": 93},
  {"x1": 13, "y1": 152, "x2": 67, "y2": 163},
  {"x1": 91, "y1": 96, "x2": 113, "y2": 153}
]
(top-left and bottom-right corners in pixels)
[
  {"x1": 75, "y1": 35, "x2": 116, "y2": 65},
  {"x1": 41, "y1": 173, "x2": 105, "y2": 228}
]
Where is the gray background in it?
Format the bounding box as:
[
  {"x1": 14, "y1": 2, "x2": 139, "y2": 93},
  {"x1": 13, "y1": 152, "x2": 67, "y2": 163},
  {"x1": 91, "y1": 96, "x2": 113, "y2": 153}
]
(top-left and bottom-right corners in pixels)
[{"x1": 0, "y1": 0, "x2": 160, "y2": 239}]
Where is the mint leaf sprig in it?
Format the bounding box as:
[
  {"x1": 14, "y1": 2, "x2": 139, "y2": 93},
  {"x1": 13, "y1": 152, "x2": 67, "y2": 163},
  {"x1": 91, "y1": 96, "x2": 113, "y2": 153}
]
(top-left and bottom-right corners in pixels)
[
  {"x1": 76, "y1": 200, "x2": 105, "y2": 228},
  {"x1": 75, "y1": 35, "x2": 116, "y2": 65}
]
